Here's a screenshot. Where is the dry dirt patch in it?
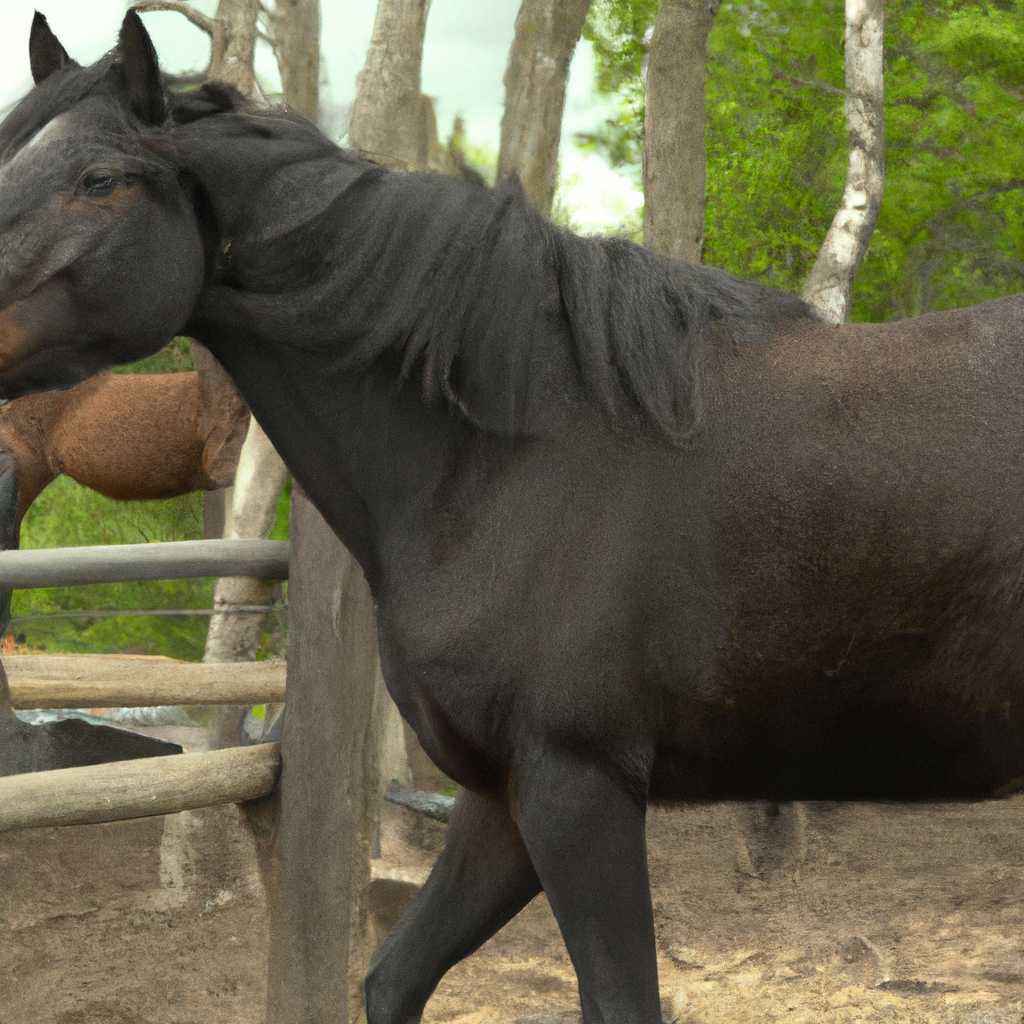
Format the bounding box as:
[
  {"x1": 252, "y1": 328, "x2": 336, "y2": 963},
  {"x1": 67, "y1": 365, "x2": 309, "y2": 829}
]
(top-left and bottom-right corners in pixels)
[{"x1": 4, "y1": 734, "x2": 1024, "y2": 1024}]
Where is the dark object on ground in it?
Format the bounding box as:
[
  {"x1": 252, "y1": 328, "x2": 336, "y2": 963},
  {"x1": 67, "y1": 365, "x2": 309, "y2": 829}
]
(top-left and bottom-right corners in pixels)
[{"x1": 0, "y1": 659, "x2": 182, "y2": 777}]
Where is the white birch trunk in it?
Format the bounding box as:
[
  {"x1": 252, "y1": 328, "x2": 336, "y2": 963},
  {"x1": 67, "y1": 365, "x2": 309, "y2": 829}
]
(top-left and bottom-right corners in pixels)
[{"x1": 800, "y1": 0, "x2": 885, "y2": 323}]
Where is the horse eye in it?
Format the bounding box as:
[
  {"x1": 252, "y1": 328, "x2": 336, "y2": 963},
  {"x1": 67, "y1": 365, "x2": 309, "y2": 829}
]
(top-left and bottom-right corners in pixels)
[{"x1": 79, "y1": 172, "x2": 118, "y2": 196}]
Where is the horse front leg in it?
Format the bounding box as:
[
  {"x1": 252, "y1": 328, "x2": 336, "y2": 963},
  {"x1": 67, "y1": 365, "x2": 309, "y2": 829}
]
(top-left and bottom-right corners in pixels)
[
  {"x1": 363, "y1": 787, "x2": 542, "y2": 1024},
  {"x1": 514, "y1": 747, "x2": 662, "y2": 1024}
]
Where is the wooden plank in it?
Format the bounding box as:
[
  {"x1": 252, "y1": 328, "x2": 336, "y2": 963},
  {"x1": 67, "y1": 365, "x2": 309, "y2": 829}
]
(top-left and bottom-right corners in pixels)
[
  {"x1": 0, "y1": 743, "x2": 281, "y2": 833},
  {"x1": 0, "y1": 539, "x2": 289, "y2": 589},
  {"x1": 5, "y1": 654, "x2": 286, "y2": 709}
]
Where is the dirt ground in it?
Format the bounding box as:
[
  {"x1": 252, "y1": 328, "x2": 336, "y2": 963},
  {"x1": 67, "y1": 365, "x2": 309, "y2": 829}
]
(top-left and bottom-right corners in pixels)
[{"x1": 4, "y1": 727, "x2": 1024, "y2": 1024}]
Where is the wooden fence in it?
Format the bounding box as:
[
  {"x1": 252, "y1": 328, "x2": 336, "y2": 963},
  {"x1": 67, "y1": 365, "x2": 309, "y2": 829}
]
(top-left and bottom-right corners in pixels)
[
  {"x1": 0, "y1": 537, "x2": 289, "y2": 833},
  {"x1": 6, "y1": 653, "x2": 286, "y2": 708},
  {"x1": 0, "y1": 497, "x2": 387, "y2": 1024}
]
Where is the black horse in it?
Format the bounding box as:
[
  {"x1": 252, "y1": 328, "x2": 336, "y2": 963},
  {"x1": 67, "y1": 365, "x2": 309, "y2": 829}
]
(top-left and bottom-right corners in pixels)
[{"x1": 3, "y1": 12, "x2": 1024, "y2": 1022}]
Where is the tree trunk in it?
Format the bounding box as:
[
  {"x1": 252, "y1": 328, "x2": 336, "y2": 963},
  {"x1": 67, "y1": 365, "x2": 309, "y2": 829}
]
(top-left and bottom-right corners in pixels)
[
  {"x1": 209, "y1": 0, "x2": 260, "y2": 93},
  {"x1": 196, "y1": 0, "x2": 323, "y2": 671},
  {"x1": 265, "y1": 0, "x2": 321, "y2": 122},
  {"x1": 132, "y1": 1, "x2": 280, "y2": 670},
  {"x1": 642, "y1": 0, "x2": 721, "y2": 262},
  {"x1": 800, "y1": 0, "x2": 885, "y2": 323},
  {"x1": 335, "y1": 0, "x2": 419, "y2": 800},
  {"x1": 203, "y1": 419, "x2": 289, "y2": 670},
  {"x1": 348, "y1": 0, "x2": 442, "y2": 172},
  {"x1": 497, "y1": 0, "x2": 592, "y2": 217},
  {"x1": 133, "y1": 0, "x2": 259, "y2": 94}
]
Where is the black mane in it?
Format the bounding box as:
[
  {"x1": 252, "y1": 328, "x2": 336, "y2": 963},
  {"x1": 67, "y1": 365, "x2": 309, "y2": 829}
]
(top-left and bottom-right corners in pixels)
[
  {"x1": 230, "y1": 143, "x2": 821, "y2": 444},
  {"x1": 169, "y1": 91, "x2": 820, "y2": 444},
  {"x1": 5, "y1": 69, "x2": 819, "y2": 445}
]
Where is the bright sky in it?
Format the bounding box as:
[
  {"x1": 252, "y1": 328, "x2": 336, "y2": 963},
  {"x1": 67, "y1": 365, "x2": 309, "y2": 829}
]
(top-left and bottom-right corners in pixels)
[{"x1": 0, "y1": 1, "x2": 641, "y2": 233}]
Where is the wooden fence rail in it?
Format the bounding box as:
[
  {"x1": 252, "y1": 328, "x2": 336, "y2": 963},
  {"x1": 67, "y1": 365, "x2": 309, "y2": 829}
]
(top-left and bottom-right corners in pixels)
[
  {"x1": 0, "y1": 743, "x2": 281, "y2": 833},
  {"x1": 6, "y1": 654, "x2": 286, "y2": 709},
  {"x1": 1, "y1": 539, "x2": 289, "y2": 833},
  {"x1": 0, "y1": 539, "x2": 289, "y2": 589},
  {"x1": 0, "y1": 502, "x2": 387, "y2": 1023}
]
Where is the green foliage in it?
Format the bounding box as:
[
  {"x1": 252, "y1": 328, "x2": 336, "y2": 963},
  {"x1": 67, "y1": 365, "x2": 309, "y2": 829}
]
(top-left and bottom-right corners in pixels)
[
  {"x1": 860, "y1": 0, "x2": 1024, "y2": 317},
  {"x1": 578, "y1": 0, "x2": 659, "y2": 179},
  {"x1": 581, "y1": 0, "x2": 1024, "y2": 319},
  {"x1": 270, "y1": 477, "x2": 292, "y2": 541},
  {"x1": 112, "y1": 335, "x2": 194, "y2": 374},
  {"x1": 704, "y1": 1, "x2": 849, "y2": 291},
  {"x1": 12, "y1": 478, "x2": 215, "y2": 660}
]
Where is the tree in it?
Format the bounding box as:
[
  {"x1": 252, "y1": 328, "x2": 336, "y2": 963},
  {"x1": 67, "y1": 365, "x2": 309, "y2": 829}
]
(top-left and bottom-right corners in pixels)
[
  {"x1": 642, "y1": 0, "x2": 720, "y2": 262},
  {"x1": 263, "y1": 0, "x2": 320, "y2": 122},
  {"x1": 348, "y1": 0, "x2": 443, "y2": 172},
  {"x1": 800, "y1": 0, "x2": 885, "y2": 322},
  {"x1": 581, "y1": 0, "x2": 1024, "y2": 320},
  {"x1": 134, "y1": 0, "x2": 291, "y2": 670},
  {"x1": 134, "y1": 0, "x2": 260, "y2": 94},
  {"x1": 497, "y1": 0, "x2": 593, "y2": 216}
]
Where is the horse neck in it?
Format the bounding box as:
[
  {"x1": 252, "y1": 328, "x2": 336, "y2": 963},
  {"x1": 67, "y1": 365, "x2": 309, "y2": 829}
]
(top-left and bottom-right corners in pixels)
[
  {"x1": 195, "y1": 312, "x2": 467, "y2": 587},
  {"x1": 174, "y1": 114, "x2": 509, "y2": 580}
]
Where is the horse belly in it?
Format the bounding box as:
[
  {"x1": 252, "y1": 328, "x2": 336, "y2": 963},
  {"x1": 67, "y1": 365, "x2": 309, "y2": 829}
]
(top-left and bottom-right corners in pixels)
[{"x1": 651, "y1": 615, "x2": 1024, "y2": 803}]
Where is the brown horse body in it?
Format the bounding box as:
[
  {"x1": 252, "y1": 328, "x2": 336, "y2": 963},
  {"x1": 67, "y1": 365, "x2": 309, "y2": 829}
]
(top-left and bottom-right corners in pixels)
[
  {"x1": 0, "y1": 365, "x2": 248, "y2": 770},
  {"x1": 0, "y1": 367, "x2": 248, "y2": 527},
  {"x1": 0, "y1": 355, "x2": 247, "y2": 774}
]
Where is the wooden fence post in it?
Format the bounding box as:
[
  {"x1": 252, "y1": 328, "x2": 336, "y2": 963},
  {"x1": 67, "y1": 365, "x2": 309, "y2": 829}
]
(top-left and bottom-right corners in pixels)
[{"x1": 261, "y1": 491, "x2": 382, "y2": 1024}]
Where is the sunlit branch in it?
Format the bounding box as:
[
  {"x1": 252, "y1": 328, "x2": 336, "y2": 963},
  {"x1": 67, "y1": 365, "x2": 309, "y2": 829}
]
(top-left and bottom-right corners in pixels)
[{"x1": 131, "y1": 1, "x2": 217, "y2": 37}]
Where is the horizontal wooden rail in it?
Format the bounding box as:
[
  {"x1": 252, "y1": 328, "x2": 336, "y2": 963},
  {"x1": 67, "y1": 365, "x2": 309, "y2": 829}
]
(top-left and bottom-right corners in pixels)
[
  {"x1": 0, "y1": 742, "x2": 281, "y2": 833},
  {"x1": 0, "y1": 539, "x2": 289, "y2": 589},
  {"x1": 6, "y1": 654, "x2": 286, "y2": 709}
]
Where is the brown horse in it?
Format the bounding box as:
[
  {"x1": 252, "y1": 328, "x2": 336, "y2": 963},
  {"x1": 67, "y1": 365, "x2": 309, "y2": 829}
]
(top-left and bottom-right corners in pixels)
[
  {"x1": 0, "y1": 366, "x2": 248, "y2": 526},
  {"x1": 0, "y1": 446, "x2": 183, "y2": 775},
  {"x1": 0, "y1": 331, "x2": 248, "y2": 773},
  {"x1": 0, "y1": 354, "x2": 249, "y2": 644}
]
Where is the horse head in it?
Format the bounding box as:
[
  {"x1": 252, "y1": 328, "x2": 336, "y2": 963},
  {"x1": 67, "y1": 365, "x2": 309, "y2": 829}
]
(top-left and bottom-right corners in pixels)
[{"x1": 0, "y1": 12, "x2": 206, "y2": 401}]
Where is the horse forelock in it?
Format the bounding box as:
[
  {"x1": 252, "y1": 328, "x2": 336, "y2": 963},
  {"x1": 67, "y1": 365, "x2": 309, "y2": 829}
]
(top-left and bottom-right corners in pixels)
[
  {"x1": 0, "y1": 60, "x2": 107, "y2": 161},
  {"x1": 0, "y1": 51, "x2": 177, "y2": 167},
  {"x1": 0, "y1": 53, "x2": 253, "y2": 168}
]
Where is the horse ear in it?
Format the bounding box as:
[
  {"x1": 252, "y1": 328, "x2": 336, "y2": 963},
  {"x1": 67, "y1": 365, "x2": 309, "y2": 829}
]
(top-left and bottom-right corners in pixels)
[
  {"x1": 117, "y1": 9, "x2": 167, "y2": 125},
  {"x1": 29, "y1": 12, "x2": 79, "y2": 85}
]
